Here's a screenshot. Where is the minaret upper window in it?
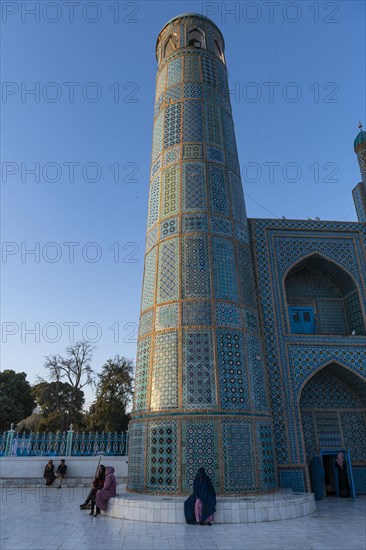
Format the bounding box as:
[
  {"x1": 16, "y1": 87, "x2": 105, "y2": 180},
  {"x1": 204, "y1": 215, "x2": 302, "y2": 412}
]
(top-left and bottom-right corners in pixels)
[
  {"x1": 164, "y1": 34, "x2": 177, "y2": 57},
  {"x1": 214, "y1": 39, "x2": 225, "y2": 63},
  {"x1": 188, "y1": 28, "x2": 206, "y2": 49}
]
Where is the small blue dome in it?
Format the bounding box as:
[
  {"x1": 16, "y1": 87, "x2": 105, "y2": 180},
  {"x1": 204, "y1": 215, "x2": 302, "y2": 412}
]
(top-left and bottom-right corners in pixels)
[{"x1": 354, "y1": 130, "x2": 366, "y2": 151}]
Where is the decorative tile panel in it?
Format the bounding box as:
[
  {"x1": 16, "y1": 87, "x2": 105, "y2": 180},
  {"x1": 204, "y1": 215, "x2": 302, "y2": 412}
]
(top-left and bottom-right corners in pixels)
[
  {"x1": 147, "y1": 175, "x2": 160, "y2": 230},
  {"x1": 146, "y1": 225, "x2": 158, "y2": 251},
  {"x1": 183, "y1": 100, "x2": 203, "y2": 142},
  {"x1": 164, "y1": 145, "x2": 181, "y2": 166},
  {"x1": 257, "y1": 424, "x2": 277, "y2": 490},
  {"x1": 147, "y1": 421, "x2": 178, "y2": 492},
  {"x1": 205, "y1": 102, "x2": 222, "y2": 145},
  {"x1": 217, "y1": 330, "x2": 249, "y2": 409},
  {"x1": 134, "y1": 338, "x2": 151, "y2": 412},
  {"x1": 155, "y1": 92, "x2": 165, "y2": 117},
  {"x1": 183, "y1": 144, "x2": 203, "y2": 159},
  {"x1": 279, "y1": 470, "x2": 306, "y2": 492},
  {"x1": 212, "y1": 238, "x2": 238, "y2": 301},
  {"x1": 182, "y1": 330, "x2": 216, "y2": 408},
  {"x1": 353, "y1": 467, "x2": 366, "y2": 494},
  {"x1": 206, "y1": 145, "x2": 225, "y2": 164},
  {"x1": 184, "y1": 54, "x2": 201, "y2": 82},
  {"x1": 139, "y1": 310, "x2": 153, "y2": 338},
  {"x1": 156, "y1": 65, "x2": 167, "y2": 97},
  {"x1": 160, "y1": 217, "x2": 179, "y2": 240},
  {"x1": 235, "y1": 222, "x2": 249, "y2": 243},
  {"x1": 341, "y1": 412, "x2": 366, "y2": 461},
  {"x1": 222, "y1": 421, "x2": 255, "y2": 492},
  {"x1": 241, "y1": 308, "x2": 258, "y2": 332},
  {"x1": 215, "y1": 302, "x2": 241, "y2": 328},
  {"x1": 182, "y1": 213, "x2": 207, "y2": 232},
  {"x1": 164, "y1": 103, "x2": 181, "y2": 149},
  {"x1": 151, "y1": 332, "x2": 178, "y2": 410},
  {"x1": 182, "y1": 162, "x2": 206, "y2": 211},
  {"x1": 229, "y1": 172, "x2": 247, "y2": 221},
  {"x1": 151, "y1": 157, "x2": 161, "y2": 178},
  {"x1": 201, "y1": 56, "x2": 217, "y2": 86},
  {"x1": 184, "y1": 83, "x2": 202, "y2": 98},
  {"x1": 127, "y1": 422, "x2": 146, "y2": 491},
  {"x1": 167, "y1": 57, "x2": 182, "y2": 87},
  {"x1": 157, "y1": 238, "x2": 179, "y2": 303},
  {"x1": 161, "y1": 165, "x2": 180, "y2": 219},
  {"x1": 211, "y1": 216, "x2": 232, "y2": 237},
  {"x1": 237, "y1": 244, "x2": 256, "y2": 307},
  {"x1": 204, "y1": 84, "x2": 220, "y2": 104},
  {"x1": 166, "y1": 84, "x2": 183, "y2": 102},
  {"x1": 183, "y1": 301, "x2": 212, "y2": 326},
  {"x1": 152, "y1": 111, "x2": 164, "y2": 161},
  {"x1": 247, "y1": 335, "x2": 269, "y2": 410},
  {"x1": 182, "y1": 235, "x2": 211, "y2": 298},
  {"x1": 208, "y1": 165, "x2": 229, "y2": 215},
  {"x1": 155, "y1": 303, "x2": 179, "y2": 330},
  {"x1": 141, "y1": 247, "x2": 156, "y2": 311},
  {"x1": 222, "y1": 109, "x2": 237, "y2": 156}
]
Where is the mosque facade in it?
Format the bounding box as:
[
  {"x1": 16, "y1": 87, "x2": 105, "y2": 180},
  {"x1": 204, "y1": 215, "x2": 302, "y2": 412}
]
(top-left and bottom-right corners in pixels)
[{"x1": 127, "y1": 13, "x2": 366, "y2": 497}]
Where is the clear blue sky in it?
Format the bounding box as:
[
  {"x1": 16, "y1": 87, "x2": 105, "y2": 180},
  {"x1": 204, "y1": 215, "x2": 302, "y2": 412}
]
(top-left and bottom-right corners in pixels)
[{"x1": 1, "y1": 1, "x2": 365, "y2": 409}]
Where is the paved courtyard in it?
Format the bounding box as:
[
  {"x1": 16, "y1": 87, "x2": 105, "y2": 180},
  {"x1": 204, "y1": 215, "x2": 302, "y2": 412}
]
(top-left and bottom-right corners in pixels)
[{"x1": 0, "y1": 487, "x2": 365, "y2": 550}]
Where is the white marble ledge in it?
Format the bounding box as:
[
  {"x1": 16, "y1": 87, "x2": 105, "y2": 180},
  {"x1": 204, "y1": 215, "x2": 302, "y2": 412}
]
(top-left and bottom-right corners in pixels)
[{"x1": 104, "y1": 488, "x2": 316, "y2": 523}]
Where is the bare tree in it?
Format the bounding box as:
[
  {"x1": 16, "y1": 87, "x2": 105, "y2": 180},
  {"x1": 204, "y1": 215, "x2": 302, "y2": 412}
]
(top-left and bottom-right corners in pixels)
[{"x1": 44, "y1": 341, "x2": 95, "y2": 424}]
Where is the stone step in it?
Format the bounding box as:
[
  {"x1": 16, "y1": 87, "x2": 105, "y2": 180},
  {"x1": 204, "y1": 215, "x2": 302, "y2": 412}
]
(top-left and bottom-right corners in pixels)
[{"x1": 0, "y1": 477, "x2": 127, "y2": 487}]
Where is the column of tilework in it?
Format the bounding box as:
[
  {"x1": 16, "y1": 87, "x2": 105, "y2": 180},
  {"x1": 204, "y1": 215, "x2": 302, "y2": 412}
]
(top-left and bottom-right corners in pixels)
[{"x1": 128, "y1": 13, "x2": 277, "y2": 496}]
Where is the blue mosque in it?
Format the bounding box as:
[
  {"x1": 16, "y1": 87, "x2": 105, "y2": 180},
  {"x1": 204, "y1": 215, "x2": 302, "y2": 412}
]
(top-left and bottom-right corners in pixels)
[{"x1": 127, "y1": 13, "x2": 366, "y2": 498}]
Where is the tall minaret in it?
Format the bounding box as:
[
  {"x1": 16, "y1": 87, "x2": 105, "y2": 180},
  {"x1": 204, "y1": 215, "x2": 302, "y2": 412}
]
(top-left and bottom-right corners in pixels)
[
  {"x1": 352, "y1": 122, "x2": 366, "y2": 222},
  {"x1": 127, "y1": 13, "x2": 276, "y2": 496}
]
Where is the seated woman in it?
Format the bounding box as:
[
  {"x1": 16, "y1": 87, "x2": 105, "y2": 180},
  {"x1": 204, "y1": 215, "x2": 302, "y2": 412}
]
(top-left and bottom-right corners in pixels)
[
  {"x1": 184, "y1": 467, "x2": 216, "y2": 525},
  {"x1": 94, "y1": 466, "x2": 117, "y2": 517},
  {"x1": 44, "y1": 460, "x2": 56, "y2": 486},
  {"x1": 80, "y1": 464, "x2": 106, "y2": 512}
]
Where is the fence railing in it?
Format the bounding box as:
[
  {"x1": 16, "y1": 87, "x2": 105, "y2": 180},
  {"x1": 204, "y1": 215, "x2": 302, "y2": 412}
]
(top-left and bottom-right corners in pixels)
[{"x1": 0, "y1": 426, "x2": 128, "y2": 457}]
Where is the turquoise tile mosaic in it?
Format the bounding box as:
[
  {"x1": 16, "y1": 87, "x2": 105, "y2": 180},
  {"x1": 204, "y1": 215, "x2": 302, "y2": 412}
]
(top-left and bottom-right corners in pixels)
[
  {"x1": 182, "y1": 330, "x2": 216, "y2": 409},
  {"x1": 128, "y1": 14, "x2": 366, "y2": 498}
]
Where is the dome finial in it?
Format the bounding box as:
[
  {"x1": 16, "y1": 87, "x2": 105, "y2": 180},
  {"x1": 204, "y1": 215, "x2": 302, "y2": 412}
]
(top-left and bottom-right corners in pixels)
[{"x1": 358, "y1": 121, "x2": 363, "y2": 130}]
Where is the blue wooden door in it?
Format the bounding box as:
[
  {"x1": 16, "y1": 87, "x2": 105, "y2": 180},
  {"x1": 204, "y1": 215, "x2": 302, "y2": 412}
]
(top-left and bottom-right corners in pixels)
[{"x1": 289, "y1": 307, "x2": 315, "y2": 333}]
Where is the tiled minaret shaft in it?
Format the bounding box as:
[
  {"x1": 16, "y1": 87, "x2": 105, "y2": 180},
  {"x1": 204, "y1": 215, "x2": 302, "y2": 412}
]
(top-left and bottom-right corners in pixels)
[
  {"x1": 127, "y1": 13, "x2": 277, "y2": 495},
  {"x1": 352, "y1": 125, "x2": 366, "y2": 222}
]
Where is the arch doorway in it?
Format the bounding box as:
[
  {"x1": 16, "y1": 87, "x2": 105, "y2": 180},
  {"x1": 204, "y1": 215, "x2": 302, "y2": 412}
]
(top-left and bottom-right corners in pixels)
[
  {"x1": 285, "y1": 253, "x2": 365, "y2": 335},
  {"x1": 300, "y1": 362, "x2": 366, "y2": 496}
]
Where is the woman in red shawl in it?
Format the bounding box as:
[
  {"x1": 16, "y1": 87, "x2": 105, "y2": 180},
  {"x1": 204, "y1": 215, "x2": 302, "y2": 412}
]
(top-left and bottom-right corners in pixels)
[{"x1": 94, "y1": 466, "x2": 117, "y2": 516}]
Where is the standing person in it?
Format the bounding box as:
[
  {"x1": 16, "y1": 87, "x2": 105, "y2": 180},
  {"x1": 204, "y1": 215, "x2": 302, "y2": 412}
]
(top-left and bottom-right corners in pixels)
[
  {"x1": 184, "y1": 467, "x2": 216, "y2": 525},
  {"x1": 93, "y1": 466, "x2": 117, "y2": 517},
  {"x1": 80, "y1": 464, "x2": 106, "y2": 512},
  {"x1": 44, "y1": 460, "x2": 56, "y2": 486},
  {"x1": 55, "y1": 459, "x2": 67, "y2": 489},
  {"x1": 335, "y1": 452, "x2": 350, "y2": 498}
]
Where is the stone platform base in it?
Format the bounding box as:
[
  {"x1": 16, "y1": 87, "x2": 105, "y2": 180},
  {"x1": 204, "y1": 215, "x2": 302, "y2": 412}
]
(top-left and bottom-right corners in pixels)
[
  {"x1": 0, "y1": 477, "x2": 127, "y2": 488},
  {"x1": 104, "y1": 486, "x2": 316, "y2": 523}
]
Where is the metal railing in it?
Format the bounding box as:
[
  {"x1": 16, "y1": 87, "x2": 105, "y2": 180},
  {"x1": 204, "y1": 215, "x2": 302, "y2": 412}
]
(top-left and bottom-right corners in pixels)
[{"x1": 0, "y1": 425, "x2": 128, "y2": 457}]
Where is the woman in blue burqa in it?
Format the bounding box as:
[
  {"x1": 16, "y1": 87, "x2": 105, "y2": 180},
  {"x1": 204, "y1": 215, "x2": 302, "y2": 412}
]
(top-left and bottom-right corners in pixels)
[{"x1": 184, "y1": 467, "x2": 216, "y2": 525}]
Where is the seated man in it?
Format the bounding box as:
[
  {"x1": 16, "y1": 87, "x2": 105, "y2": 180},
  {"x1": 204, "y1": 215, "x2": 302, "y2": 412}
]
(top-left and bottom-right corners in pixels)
[{"x1": 55, "y1": 459, "x2": 67, "y2": 488}]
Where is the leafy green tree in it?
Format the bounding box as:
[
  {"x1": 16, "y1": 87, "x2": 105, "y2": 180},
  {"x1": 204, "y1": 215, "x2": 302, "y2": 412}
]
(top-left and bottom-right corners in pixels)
[
  {"x1": 0, "y1": 370, "x2": 35, "y2": 431},
  {"x1": 43, "y1": 340, "x2": 94, "y2": 425},
  {"x1": 32, "y1": 381, "x2": 85, "y2": 431},
  {"x1": 87, "y1": 356, "x2": 134, "y2": 432}
]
